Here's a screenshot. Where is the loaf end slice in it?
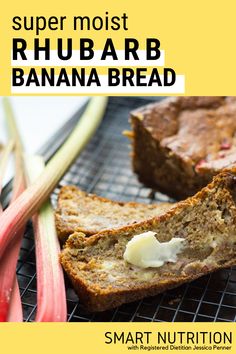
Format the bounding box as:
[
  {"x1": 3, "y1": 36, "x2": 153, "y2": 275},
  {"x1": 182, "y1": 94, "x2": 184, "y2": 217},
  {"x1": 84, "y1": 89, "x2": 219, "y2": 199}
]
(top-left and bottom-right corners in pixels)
[
  {"x1": 131, "y1": 97, "x2": 236, "y2": 199},
  {"x1": 55, "y1": 185, "x2": 173, "y2": 243},
  {"x1": 60, "y1": 170, "x2": 236, "y2": 311}
]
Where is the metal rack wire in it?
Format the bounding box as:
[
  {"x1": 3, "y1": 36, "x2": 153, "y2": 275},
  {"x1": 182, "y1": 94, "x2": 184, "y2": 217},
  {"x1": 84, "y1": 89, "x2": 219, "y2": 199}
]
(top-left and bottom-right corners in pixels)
[{"x1": 14, "y1": 97, "x2": 236, "y2": 322}]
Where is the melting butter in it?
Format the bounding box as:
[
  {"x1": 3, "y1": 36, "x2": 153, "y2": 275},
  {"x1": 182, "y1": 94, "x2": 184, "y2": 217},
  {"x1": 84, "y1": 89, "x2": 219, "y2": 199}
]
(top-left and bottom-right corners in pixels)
[{"x1": 123, "y1": 231, "x2": 185, "y2": 269}]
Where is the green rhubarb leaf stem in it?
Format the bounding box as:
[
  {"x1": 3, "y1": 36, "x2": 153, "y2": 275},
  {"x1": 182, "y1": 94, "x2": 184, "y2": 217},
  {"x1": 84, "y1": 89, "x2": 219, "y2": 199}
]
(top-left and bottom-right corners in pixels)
[{"x1": 25, "y1": 155, "x2": 67, "y2": 322}]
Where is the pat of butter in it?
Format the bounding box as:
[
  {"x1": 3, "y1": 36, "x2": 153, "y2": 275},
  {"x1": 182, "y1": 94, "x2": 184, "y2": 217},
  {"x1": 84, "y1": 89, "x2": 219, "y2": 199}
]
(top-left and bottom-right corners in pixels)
[{"x1": 123, "y1": 231, "x2": 185, "y2": 269}]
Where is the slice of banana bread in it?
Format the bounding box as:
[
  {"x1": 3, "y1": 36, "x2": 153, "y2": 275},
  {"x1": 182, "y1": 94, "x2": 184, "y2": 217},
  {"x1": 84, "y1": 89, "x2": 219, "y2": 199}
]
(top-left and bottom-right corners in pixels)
[
  {"x1": 55, "y1": 185, "x2": 173, "y2": 243},
  {"x1": 60, "y1": 170, "x2": 236, "y2": 312},
  {"x1": 130, "y1": 96, "x2": 236, "y2": 200}
]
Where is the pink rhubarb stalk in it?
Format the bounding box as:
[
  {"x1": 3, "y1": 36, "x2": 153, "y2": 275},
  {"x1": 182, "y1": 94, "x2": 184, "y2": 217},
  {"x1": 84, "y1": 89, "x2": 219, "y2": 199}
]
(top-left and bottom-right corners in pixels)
[
  {"x1": 0, "y1": 140, "x2": 14, "y2": 202},
  {"x1": 7, "y1": 277, "x2": 23, "y2": 322},
  {"x1": 26, "y1": 155, "x2": 67, "y2": 322},
  {"x1": 0, "y1": 140, "x2": 23, "y2": 322},
  {"x1": 0, "y1": 101, "x2": 26, "y2": 322},
  {"x1": 1, "y1": 231, "x2": 24, "y2": 322}
]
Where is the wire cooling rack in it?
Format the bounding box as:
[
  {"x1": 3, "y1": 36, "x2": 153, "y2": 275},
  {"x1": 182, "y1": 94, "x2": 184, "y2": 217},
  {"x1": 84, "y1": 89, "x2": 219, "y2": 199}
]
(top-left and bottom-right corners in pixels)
[{"x1": 14, "y1": 97, "x2": 236, "y2": 322}]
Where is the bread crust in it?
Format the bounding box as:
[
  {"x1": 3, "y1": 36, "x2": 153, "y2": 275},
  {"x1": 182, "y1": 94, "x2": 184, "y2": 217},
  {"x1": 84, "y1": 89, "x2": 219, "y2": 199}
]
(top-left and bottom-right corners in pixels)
[
  {"x1": 60, "y1": 169, "x2": 236, "y2": 312},
  {"x1": 131, "y1": 97, "x2": 236, "y2": 199}
]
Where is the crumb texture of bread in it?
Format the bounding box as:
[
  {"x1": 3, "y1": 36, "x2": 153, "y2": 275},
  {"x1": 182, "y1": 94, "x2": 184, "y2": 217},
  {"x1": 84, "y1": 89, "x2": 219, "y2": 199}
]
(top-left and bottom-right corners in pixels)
[
  {"x1": 131, "y1": 96, "x2": 236, "y2": 199},
  {"x1": 55, "y1": 185, "x2": 173, "y2": 242},
  {"x1": 60, "y1": 170, "x2": 236, "y2": 312}
]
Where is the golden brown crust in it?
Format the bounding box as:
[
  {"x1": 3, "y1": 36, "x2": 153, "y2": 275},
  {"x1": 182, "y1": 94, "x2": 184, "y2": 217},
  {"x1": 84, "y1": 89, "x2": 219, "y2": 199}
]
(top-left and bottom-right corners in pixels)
[
  {"x1": 61, "y1": 259, "x2": 232, "y2": 312},
  {"x1": 55, "y1": 185, "x2": 173, "y2": 243},
  {"x1": 60, "y1": 169, "x2": 236, "y2": 312},
  {"x1": 131, "y1": 97, "x2": 236, "y2": 199}
]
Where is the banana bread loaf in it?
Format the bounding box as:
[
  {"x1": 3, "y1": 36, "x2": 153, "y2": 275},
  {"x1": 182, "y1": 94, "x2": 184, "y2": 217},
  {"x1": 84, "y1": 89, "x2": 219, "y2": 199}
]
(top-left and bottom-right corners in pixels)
[
  {"x1": 60, "y1": 169, "x2": 236, "y2": 312},
  {"x1": 55, "y1": 185, "x2": 173, "y2": 243},
  {"x1": 130, "y1": 96, "x2": 236, "y2": 199}
]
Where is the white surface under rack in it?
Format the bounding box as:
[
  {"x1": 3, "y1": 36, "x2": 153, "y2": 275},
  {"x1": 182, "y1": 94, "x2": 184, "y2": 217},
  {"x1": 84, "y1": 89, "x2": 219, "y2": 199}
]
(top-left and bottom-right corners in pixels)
[{"x1": 0, "y1": 96, "x2": 88, "y2": 186}]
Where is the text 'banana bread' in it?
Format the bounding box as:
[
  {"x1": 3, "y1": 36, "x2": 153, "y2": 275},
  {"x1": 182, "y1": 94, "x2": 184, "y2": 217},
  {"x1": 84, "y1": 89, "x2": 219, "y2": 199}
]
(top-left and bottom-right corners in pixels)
[
  {"x1": 60, "y1": 170, "x2": 236, "y2": 312},
  {"x1": 131, "y1": 96, "x2": 236, "y2": 199}
]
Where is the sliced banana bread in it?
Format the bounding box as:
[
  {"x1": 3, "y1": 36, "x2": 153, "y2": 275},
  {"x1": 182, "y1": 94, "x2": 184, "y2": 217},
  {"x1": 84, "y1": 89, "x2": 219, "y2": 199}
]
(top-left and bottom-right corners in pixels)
[
  {"x1": 130, "y1": 96, "x2": 236, "y2": 199},
  {"x1": 55, "y1": 185, "x2": 173, "y2": 243},
  {"x1": 60, "y1": 170, "x2": 236, "y2": 312}
]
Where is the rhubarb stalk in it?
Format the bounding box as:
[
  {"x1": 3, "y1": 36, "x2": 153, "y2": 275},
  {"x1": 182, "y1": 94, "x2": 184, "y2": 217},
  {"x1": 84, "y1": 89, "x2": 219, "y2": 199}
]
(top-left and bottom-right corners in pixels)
[
  {"x1": 0, "y1": 140, "x2": 24, "y2": 321},
  {"x1": 25, "y1": 155, "x2": 67, "y2": 322},
  {"x1": 0, "y1": 232, "x2": 24, "y2": 322},
  {"x1": 0, "y1": 96, "x2": 107, "y2": 258},
  {"x1": 0, "y1": 140, "x2": 23, "y2": 322},
  {"x1": 0, "y1": 140, "x2": 14, "y2": 204},
  {"x1": 6, "y1": 274, "x2": 23, "y2": 322},
  {"x1": 0, "y1": 101, "x2": 26, "y2": 321}
]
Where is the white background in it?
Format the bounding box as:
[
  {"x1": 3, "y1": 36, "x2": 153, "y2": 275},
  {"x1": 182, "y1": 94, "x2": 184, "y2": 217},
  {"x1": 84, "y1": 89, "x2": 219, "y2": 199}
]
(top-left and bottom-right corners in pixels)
[{"x1": 0, "y1": 96, "x2": 88, "y2": 185}]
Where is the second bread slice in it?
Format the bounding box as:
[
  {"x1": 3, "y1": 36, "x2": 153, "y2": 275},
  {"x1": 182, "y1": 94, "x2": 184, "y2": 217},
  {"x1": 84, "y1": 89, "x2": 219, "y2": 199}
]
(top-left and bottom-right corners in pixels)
[{"x1": 55, "y1": 185, "x2": 172, "y2": 242}]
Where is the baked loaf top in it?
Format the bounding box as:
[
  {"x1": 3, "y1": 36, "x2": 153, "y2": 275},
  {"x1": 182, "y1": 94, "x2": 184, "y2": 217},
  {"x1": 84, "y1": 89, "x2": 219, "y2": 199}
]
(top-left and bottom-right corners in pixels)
[
  {"x1": 60, "y1": 169, "x2": 236, "y2": 312},
  {"x1": 55, "y1": 185, "x2": 172, "y2": 242},
  {"x1": 132, "y1": 97, "x2": 236, "y2": 174}
]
